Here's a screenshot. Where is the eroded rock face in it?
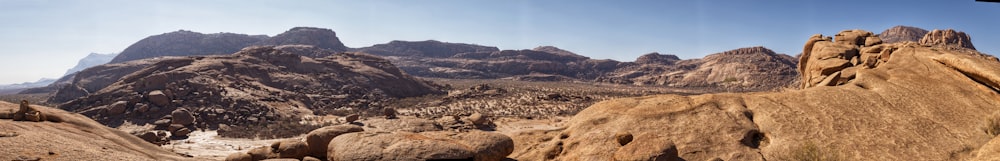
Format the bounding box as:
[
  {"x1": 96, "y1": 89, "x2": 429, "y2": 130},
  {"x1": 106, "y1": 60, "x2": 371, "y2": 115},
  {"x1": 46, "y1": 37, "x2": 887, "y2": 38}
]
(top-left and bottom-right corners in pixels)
[
  {"x1": 920, "y1": 29, "x2": 976, "y2": 50},
  {"x1": 58, "y1": 45, "x2": 444, "y2": 136},
  {"x1": 512, "y1": 29, "x2": 1000, "y2": 161}
]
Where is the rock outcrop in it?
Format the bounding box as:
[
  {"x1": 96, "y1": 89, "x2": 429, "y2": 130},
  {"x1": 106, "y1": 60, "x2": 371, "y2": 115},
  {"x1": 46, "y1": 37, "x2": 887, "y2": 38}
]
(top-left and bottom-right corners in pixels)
[
  {"x1": 920, "y1": 29, "x2": 977, "y2": 50},
  {"x1": 878, "y1": 25, "x2": 929, "y2": 44},
  {"x1": 58, "y1": 45, "x2": 443, "y2": 136},
  {"x1": 510, "y1": 29, "x2": 1000, "y2": 161},
  {"x1": 0, "y1": 101, "x2": 191, "y2": 160}
]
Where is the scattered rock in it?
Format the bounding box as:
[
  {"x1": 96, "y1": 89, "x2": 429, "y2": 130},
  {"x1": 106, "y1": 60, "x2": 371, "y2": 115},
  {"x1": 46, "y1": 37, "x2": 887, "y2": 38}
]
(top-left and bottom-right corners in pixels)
[
  {"x1": 107, "y1": 101, "x2": 128, "y2": 115},
  {"x1": 147, "y1": 90, "x2": 170, "y2": 107},
  {"x1": 383, "y1": 108, "x2": 397, "y2": 119},
  {"x1": 469, "y1": 112, "x2": 488, "y2": 125},
  {"x1": 344, "y1": 114, "x2": 360, "y2": 123},
  {"x1": 171, "y1": 128, "x2": 192, "y2": 137}
]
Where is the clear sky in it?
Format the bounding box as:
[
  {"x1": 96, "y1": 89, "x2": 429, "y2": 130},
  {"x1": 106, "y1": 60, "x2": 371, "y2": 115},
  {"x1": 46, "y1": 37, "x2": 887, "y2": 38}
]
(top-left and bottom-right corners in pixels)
[{"x1": 1, "y1": 0, "x2": 998, "y2": 84}]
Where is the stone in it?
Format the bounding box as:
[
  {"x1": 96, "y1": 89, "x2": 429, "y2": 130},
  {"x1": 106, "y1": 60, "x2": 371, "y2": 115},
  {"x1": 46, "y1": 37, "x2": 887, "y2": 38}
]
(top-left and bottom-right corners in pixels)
[
  {"x1": 171, "y1": 108, "x2": 196, "y2": 125},
  {"x1": 171, "y1": 128, "x2": 192, "y2": 137},
  {"x1": 224, "y1": 153, "x2": 252, "y2": 161},
  {"x1": 302, "y1": 156, "x2": 322, "y2": 161},
  {"x1": 328, "y1": 131, "x2": 516, "y2": 161},
  {"x1": 135, "y1": 103, "x2": 149, "y2": 113},
  {"x1": 865, "y1": 36, "x2": 883, "y2": 46},
  {"x1": 305, "y1": 125, "x2": 364, "y2": 158},
  {"x1": 137, "y1": 131, "x2": 163, "y2": 145},
  {"x1": 613, "y1": 139, "x2": 681, "y2": 161},
  {"x1": 383, "y1": 108, "x2": 397, "y2": 119},
  {"x1": 107, "y1": 101, "x2": 128, "y2": 115},
  {"x1": 834, "y1": 29, "x2": 873, "y2": 46},
  {"x1": 248, "y1": 146, "x2": 278, "y2": 161},
  {"x1": 469, "y1": 112, "x2": 488, "y2": 125},
  {"x1": 147, "y1": 90, "x2": 170, "y2": 107},
  {"x1": 274, "y1": 140, "x2": 309, "y2": 159},
  {"x1": 344, "y1": 114, "x2": 360, "y2": 123}
]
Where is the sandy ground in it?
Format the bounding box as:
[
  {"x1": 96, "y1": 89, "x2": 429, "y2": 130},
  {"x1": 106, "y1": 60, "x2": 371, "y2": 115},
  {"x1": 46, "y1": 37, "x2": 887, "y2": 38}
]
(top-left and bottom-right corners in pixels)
[{"x1": 166, "y1": 130, "x2": 289, "y2": 160}]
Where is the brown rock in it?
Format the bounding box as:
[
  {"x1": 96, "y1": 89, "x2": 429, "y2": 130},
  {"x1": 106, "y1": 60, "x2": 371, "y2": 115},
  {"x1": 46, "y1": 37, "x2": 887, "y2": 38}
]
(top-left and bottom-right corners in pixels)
[
  {"x1": 344, "y1": 114, "x2": 360, "y2": 123},
  {"x1": 469, "y1": 112, "x2": 487, "y2": 125},
  {"x1": 224, "y1": 153, "x2": 252, "y2": 161},
  {"x1": 248, "y1": 146, "x2": 278, "y2": 160},
  {"x1": 147, "y1": 90, "x2": 170, "y2": 107},
  {"x1": 302, "y1": 156, "x2": 322, "y2": 161},
  {"x1": 107, "y1": 101, "x2": 128, "y2": 115},
  {"x1": 328, "y1": 131, "x2": 513, "y2": 161},
  {"x1": 834, "y1": 29, "x2": 873, "y2": 46},
  {"x1": 170, "y1": 108, "x2": 196, "y2": 125},
  {"x1": 305, "y1": 125, "x2": 364, "y2": 159},
  {"x1": 274, "y1": 139, "x2": 309, "y2": 159},
  {"x1": 615, "y1": 132, "x2": 633, "y2": 146},
  {"x1": 613, "y1": 139, "x2": 681, "y2": 161},
  {"x1": 171, "y1": 128, "x2": 192, "y2": 137},
  {"x1": 383, "y1": 108, "x2": 397, "y2": 119}
]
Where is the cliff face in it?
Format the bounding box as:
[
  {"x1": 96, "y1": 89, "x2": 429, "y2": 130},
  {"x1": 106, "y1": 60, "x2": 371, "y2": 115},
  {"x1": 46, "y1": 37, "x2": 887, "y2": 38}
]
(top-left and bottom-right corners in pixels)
[{"x1": 254, "y1": 27, "x2": 349, "y2": 52}]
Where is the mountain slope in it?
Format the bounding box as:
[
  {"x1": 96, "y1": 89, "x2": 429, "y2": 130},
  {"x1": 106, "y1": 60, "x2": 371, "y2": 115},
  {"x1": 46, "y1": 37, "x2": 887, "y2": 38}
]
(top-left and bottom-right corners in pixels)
[
  {"x1": 108, "y1": 30, "x2": 268, "y2": 63},
  {"x1": 64, "y1": 53, "x2": 119, "y2": 76}
]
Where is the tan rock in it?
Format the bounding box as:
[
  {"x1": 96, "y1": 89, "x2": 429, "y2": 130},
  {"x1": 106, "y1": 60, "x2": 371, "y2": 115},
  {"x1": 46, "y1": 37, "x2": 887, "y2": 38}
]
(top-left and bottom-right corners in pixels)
[
  {"x1": 107, "y1": 101, "x2": 128, "y2": 115},
  {"x1": 305, "y1": 125, "x2": 363, "y2": 158},
  {"x1": 170, "y1": 108, "x2": 196, "y2": 125},
  {"x1": 224, "y1": 153, "x2": 252, "y2": 161},
  {"x1": 344, "y1": 114, "x2": 359, "y2": 123},
  {"x1": 274, "y1": 140, "x2": 309, "y2": 159},
  {"x1": 328, "y1": 131, "x2": 513, "y2": 161},
  {"x1": 147, "y1": 90, "x2": 170, "y2": 107}
]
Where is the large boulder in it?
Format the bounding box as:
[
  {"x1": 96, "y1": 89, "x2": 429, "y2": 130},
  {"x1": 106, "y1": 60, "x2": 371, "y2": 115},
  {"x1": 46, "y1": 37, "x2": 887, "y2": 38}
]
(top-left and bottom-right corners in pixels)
[
  {"x1": 305, "y1": 125, "x2": 364, "y2": 158},
  {"x1": 273, "y1": 140, "x2": 310, "y2": 159},
  {"x1": 170, "y1": 108, "x2": 196, "y2": 125},
  {"x1": 328, "y1": 130, "x2": 514, "y2": 161},
  {"x1": 106, "y1": 101, "x2": 128, "y2": 115},
  {"x1": 147, "y1": 90, "x2": 170, "y2": 107}
]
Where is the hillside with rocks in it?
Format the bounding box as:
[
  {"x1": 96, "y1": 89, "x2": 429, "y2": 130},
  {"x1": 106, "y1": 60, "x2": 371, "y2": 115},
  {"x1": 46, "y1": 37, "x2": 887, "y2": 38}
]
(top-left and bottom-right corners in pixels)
[
  {"x1": 57, "y1": 45, "x2": 443, "y2": 139},
  {"x1": 597, "y1": 46, "x2": 798, "y2": 91},
  {"x1": 0, "y1": 101, "x2": 192, "y2": 160},
  {"x1": 255, "y1": 27, "x2": 349, "y2": 52}
]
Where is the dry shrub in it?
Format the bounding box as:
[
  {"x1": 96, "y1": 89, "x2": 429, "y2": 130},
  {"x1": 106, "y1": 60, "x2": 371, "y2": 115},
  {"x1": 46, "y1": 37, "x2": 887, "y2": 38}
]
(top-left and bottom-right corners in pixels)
[{"x1": 983, "y1": 111, "x2": 1000, "y2": 136}]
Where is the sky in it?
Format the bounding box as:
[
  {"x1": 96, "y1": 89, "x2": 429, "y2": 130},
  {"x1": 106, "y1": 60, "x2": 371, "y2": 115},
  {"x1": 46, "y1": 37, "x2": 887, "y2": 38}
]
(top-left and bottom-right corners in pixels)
[{"x1": 0, "y1": 0, "x2": 998, "y2": 84}]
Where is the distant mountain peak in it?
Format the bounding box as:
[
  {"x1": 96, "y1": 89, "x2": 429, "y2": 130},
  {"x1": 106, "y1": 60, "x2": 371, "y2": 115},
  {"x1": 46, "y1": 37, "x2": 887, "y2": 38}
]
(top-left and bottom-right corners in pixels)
[{"x1": 879, "y1": 25, "x2": 929, "y2": 44}]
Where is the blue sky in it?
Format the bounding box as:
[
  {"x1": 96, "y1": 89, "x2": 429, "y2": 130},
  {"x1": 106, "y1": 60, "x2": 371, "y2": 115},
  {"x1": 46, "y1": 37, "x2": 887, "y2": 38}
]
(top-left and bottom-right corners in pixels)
[{"x1": 0, "y1": 0, "x2": 998, "y2": 84}]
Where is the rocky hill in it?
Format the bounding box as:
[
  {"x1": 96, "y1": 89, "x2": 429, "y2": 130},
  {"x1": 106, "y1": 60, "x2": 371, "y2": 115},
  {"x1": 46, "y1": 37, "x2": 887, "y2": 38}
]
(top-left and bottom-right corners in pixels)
[
  {"x1": 509, "y1": 28, "x2": 1000, "y2": 161},
  {"x1": 255, "y1": 27, "x2": 349, "y2": 52},
  {"x1": 598, "y1": 46, "x2": 798, "y2": 91},
  {"x1": 57, "y1": 45, "x2": 443, "y2": 138},
  {"x1": 352, "y1": 40, "x2": 499, "y2": 58},
  {"x1": 878, "y1": 25, "x2": 928, "y2": 43},
  {"x1": 108, "y1": 30, "x2": 268, "y2": 63},
  {"x1": 0, "y1": 101, "x2": 192, "y2": 160}
]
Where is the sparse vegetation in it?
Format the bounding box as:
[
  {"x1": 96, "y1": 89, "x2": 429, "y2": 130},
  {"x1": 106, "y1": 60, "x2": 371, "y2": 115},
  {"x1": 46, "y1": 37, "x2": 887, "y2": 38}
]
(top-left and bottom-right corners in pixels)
[
  {"x1": 722, "y1": 77, "x2": 740, "y2": 83},
  {"x1": 780, "y1": 142, "x2": 843, "y2": 161},
  {"x1": 983, "y1": 111, "x2": 1000, "y2": 136}
]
